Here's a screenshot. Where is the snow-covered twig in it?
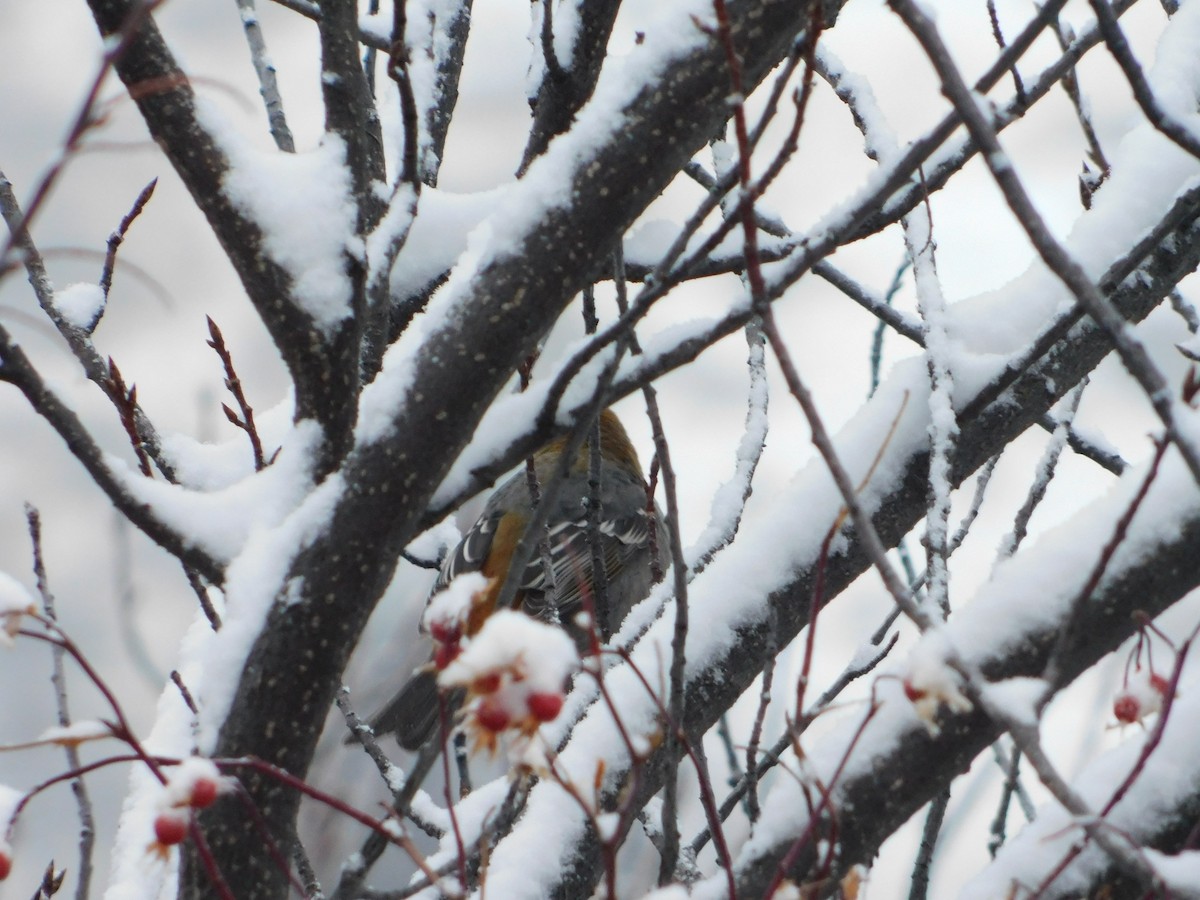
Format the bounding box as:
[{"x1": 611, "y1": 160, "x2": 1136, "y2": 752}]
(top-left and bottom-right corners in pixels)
[
  {"x1": 0, "y1": 172, "x2": 174, "y2": 479},
  {"x1": 234, "y1": 0, "x2": 295, "y2": 153},
  {"x1": 25, "y1": 508, "x2": 95, "y2": 900},
  {"x1": 1089, "y1": 0, "x2": 1200, "y2": 162},
  {"x1": 997, "y1": 382, "x2": 1087, "y2": 560},
  {"x1": 895, "y1": 0, "x2": 1200, "y2": 486},
  {"x1": 265, "y1": 0, "x2": 389, "y2": 50},
  {"x1": 0, "y1": 325, "x2": 223, "y2": 584}
]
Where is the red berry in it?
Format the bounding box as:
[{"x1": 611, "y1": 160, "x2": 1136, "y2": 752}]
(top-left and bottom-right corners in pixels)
[
  {"x1": 1113, "y1": 693, "x2": 1141, "y2": 724},
  {"x1": 0, "y1": 851, "x2": 11, "y2": 880},
  {"x1": 434, "y1": 641, "x2": 461, "y2": 670},
  {"x1": 903, "y1": 681, "x2": 926, "y2": 703},
  {"x1": 476, "y1": 700, "x2": 510, "y2": 733},
  {"x1": 190, "y1": 776, "x2": 219, "y2": 809},
  {"x1": 527, "y1": 691, "x2": 564, "y2": 723},
  {"x1": 154, "y1": 811, "x2": 189, "y2": 846}
]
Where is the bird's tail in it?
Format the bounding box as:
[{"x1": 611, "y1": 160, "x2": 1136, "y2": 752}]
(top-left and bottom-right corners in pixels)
[{"x1": 355, "y1": 669, "x2": 441, "y2": 750}]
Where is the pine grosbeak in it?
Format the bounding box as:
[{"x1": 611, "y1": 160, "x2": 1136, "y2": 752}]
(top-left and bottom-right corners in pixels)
[{"x1": 367, "y1": 410, "x2": 670, "y2": 749}]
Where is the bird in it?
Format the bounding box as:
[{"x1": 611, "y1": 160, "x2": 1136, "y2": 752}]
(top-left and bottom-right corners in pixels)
[{"x1": 363, "y1": 409, "x2": 670, "y2": 750}]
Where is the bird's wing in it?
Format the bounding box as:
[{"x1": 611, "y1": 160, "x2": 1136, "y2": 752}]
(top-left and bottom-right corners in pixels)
[{"x1": 520, "y1": 509, "x2": 656, "y2": 633}]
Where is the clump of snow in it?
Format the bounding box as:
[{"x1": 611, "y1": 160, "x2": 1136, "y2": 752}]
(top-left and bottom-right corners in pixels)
[
  {"x1": 624, "y1": 219, "x2": 685, "y2": 267},
  {"x1": 159, "y1": 757, "x2": 226, "y2": 811},
  {"x1": 209, "y1": 113, "x2": 358, "y2": 334},
  {"x1": 1148, "y1": 0, "x2": 1200, "y2": 118},
  {"x1": 1111, "y1": 666, "x2": 1170, "y2": 726},
  {"x1": 1144, "y1": 849, "x2": 1200, "y2": 896},
  {"x1": 0, "y1": 571, "x2": 35, "y2": 646},
  {"x1": 386, "y1": 186, "x2": 509, "y2": 304},
  {"x1": 159, "y1": 394, "x2": 294, "y2": 492},
  {"x1": 421, "y1": 572, "x2": 490, "y2": 635},
  {"x1": 37, "y1": 720, "x2": 114, "y2": 746},
  {"x1": 440, "y1": 610, "x2": 578, "y2": 756},
  {"x1": 440, "y1": 609, "x2": 578, "y2": 697},
  {"x1": 54, "y1": 282, "x2": 105, "y2": 331},
  {"x1": 981, "y1": 677, "x2": 1047, "y2": 729},
  {"x1": 115, "y1": 419, "x2": 322, "y2": 565},
  {"x1": 900, "y1": 630, "x2": 973, "y2": 736},
  {"x1": 357, "y1": 8, "x2": 389, "y2": 44},
  {"x1": 365, "y1": 183, "x2": 416, "y2": 294},
  {"x1": 405, "y1": 517, "x2": 462, "y2": 569}
]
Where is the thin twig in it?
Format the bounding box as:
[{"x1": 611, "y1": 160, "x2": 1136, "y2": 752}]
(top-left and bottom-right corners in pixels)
[
  {"x1": 986, "y1": 0, "x2": 1026, "y2": 105},
  {"x1": 1045, "y1": 12, "x2": 1110, "y2": 208},
  {"x1": 106, "y1": 359, "x2": 153, "y2": 477},
  {"x1": 987, "y1": 740, "x2": 1031, "y2": 857},
  {"x1": 1043, "y1": 433, "x2": 1170, "y2": 690},
  {"x1": 206, "y1": 316, "x2": 267, "y2": 471},
  {"x1": 234, "y1": 0, "x2": 295, "y2": 152},
  {"x1": 1089, "y1": 0, "x2": 1200, "y2": 162},
  {"x1": 99, "y1": 177, "x2": 157, "y2": 304},
  {"x1": 891, "y1": 0, "x2": 1200, "y2": 488},
  {"x1": 0, "y1": 0, "x2": 166, "y2": 267},
  {"x1": 688, "y1": 630, "x2": 898, "y2": 856},
  {"x1": 388, "y1": 2, "x2": 421, "y2": 190},
  {"x1": 996, "y1": 381, "x2": 1086, "y2": 560},
  {"x1": 908, "y1": 789, "x2": 950, "y2": 900},
  {"x1": 645, "y1": 393, "x2": 689, "y2": 886},
  {"x1": 744, "y1": 604, "x2": 777, "y2": 824},
  {"x1": 0, "y1": 321, "x2": 224, "y2": 584},
  {"x1": 26, "y1": 507, "x2": 95, "y2": 900},
  {"x1": 906, "y1": 174, "x2": 955, "y2": 618},
  {"x1": 0, "y1": 171, "x2": 174, "y2": 479}
]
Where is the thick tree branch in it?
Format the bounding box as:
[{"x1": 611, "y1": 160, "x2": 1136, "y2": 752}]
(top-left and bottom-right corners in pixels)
[
  {"x1": 483, "y1": 145, "x2": 1200, "y2": 900},
  {"x1": 0, "y1": 324, "x2": 224, "y2": 585},
  {"x1": 86, "y1": 0, "x2": 360, "y2": 464},
  {"x1": 518, "y1": 0, "x2": 622, "y2": 174},
  {"x1": 730, "y1": 470, "x2": 1200, "y2": 895},
  {"x1": 189, "y1": 3, "x2": 837, "y2": 897}
]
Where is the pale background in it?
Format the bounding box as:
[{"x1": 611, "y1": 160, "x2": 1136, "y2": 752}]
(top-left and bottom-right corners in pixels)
[{"x1": 0, "y1": 0, "x2": 1189, "y2": 896}]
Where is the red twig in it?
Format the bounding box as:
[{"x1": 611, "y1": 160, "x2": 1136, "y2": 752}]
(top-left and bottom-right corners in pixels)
[
  {"x1": 106, "y1": 358, "x2": 153, "y2": 477},
  {"x1": 765, "y1": 691, "x2": 881, "y2": 896},
  {"x1": 0, "y1": 1, "x2": 166, "y2": 269},
  {"x1": 607, "y1": 648, "x2": 738, "y2": 897},
  {"x1": 206, "y1": 316, "x2": 267, "y2": 471},
  {"x1": 99, "y1": 178, "x2": 158, "y2": 301},
  {"x1": 1042, "y1": 434, "x2": 1170, "y2": 689}
]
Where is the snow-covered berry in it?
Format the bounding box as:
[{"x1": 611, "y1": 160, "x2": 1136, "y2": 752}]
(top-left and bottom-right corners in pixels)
[
  {"x1": 476, "y1": 699, "x2": 510, "y2": 733},
  {"x1": 189, "y1": 776, "x2": 220, "y2": 809},
  {"x1": 526, "y1": 691, "x2": 564, "y2": 723},
  {"x1": 154, "y1": 810, "x2": 189, "y2": 846},
  {"x1": 1113, "y1": 692, "x2": 1141, "y2": 724}
]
